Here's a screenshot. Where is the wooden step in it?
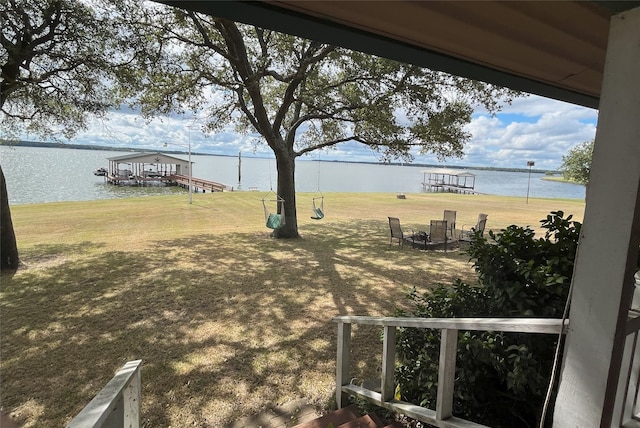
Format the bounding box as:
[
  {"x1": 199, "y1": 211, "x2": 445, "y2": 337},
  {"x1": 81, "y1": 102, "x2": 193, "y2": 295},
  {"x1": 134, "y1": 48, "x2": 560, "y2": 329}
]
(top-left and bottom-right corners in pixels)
[
  {"x1": 292, "y1": 405, "x2": 361, "y2": 428},
  {"x1": 292, "y1": 404, "x2": 403, "y2": 428},
  {"x1": 336, "y1": 413, "x2": 383, "y2": 428}
]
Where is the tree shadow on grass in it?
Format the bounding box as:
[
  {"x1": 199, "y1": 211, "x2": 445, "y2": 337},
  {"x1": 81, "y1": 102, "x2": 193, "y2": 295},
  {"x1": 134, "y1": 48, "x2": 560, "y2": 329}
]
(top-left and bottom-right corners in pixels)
[{"x1": 0, "y1": 219, "x2": 475, "y2": 427}]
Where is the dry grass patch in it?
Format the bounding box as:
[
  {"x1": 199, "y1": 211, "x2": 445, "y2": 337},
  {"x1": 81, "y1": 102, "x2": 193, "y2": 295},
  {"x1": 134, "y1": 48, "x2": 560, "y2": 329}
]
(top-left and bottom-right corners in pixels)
[{"x1": 1, "y1": 192, "x2": 584, "y2": 427}]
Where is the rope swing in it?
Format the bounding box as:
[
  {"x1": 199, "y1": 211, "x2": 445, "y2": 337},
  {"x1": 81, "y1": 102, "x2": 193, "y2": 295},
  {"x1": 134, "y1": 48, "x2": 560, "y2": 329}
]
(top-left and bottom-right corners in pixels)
[{"x1": 311, "y1": 153, "x2": 324, "y2": 220}]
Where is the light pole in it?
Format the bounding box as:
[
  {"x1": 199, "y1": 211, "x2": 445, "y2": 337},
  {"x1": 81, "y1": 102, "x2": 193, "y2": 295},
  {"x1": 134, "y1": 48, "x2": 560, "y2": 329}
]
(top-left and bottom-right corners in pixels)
[
  {"x1": 163, "y1": 134, "x2": 193, "y2": 204},
  {"x1": 237, "y1": 151, "x2": 242, "y2": 190},
  {"x1": 526, "y1": 160, "x2": 535, "y2": 204},
  {"x1": 187, "y1": 127, "x2": 192, "y2": 204}
]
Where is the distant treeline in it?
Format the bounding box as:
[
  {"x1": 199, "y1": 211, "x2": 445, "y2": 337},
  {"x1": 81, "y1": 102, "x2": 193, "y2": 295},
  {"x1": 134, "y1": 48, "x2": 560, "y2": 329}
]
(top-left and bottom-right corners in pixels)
[
  {"x1": 1, "y1": 140, "x2": 558, "y2": 174},
  {"x1": 1, "y1": 140, "x2": 133, "y2": 152},
  {"x1": 335, "y1": 159, "x2": 557, "y2": 174},
  {"x1": 0, "y1": 139, "x2": 211, "y2": 156}
]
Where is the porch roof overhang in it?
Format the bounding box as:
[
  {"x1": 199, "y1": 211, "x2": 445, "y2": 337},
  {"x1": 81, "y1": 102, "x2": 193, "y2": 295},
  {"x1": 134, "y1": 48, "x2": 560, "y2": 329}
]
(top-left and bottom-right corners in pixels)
[{"x1": 158, "y1": 0, "x2": 640, "y2": 110}]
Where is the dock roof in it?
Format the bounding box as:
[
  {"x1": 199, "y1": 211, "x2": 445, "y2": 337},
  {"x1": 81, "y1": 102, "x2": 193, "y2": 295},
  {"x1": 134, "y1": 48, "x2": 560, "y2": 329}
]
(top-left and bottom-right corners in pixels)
[
  {"x1": 107, "y1": 152, "x2": 191, "y2": 164},
  {"x1": 421, "y1": 168, "x2": 475, "y2": 177}
]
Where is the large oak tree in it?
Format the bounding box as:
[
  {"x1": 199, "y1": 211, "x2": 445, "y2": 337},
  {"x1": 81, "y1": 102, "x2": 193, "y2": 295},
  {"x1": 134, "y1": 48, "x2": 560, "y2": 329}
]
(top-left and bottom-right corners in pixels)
[
  {"x1": 128, "y1": 5, "x2": 520, "y2": 238},
  {"x1": 0, "y1": 0, "x2": 141, "y2": 271}
]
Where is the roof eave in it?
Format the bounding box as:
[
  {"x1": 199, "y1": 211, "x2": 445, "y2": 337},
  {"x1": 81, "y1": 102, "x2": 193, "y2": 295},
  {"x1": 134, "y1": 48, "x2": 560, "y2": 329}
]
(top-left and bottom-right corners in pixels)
[{"x1": 157, "y1": 0, "x2": 600, "y2": 109}]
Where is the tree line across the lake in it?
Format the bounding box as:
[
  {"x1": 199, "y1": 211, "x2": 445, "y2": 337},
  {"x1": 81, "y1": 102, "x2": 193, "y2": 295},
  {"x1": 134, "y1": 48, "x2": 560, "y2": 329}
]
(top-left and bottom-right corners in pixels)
[{"x1": 1, "y1": 139, "x2": 561, "y2": 174}]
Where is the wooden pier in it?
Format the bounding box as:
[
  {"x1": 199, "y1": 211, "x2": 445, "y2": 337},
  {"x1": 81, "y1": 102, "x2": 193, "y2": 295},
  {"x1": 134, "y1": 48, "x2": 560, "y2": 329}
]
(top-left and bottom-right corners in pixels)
[{"x1": 172, "y1": 175, "x2": 230, "y2": 192}]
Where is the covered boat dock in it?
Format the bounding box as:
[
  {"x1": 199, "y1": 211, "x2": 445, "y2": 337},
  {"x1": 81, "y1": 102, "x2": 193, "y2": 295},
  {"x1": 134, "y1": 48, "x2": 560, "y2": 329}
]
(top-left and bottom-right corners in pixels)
[
  {"x1": 103, "y1": 152, "x2": 229, "y2": 192},
  {"x1": 106, "y1": 152, "x2": 189, "y2": 185},
  {"x1": 421, "y1": 168, "x2": 476, "y2": 194}
]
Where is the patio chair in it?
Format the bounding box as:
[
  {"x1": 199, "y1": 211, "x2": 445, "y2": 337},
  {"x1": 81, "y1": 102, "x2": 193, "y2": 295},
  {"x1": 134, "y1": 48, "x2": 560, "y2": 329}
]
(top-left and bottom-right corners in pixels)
[
  {"x1": 460, "y1": 213, "x2": 488, "y2": 242},
  {"x1": 443, "y1": 210, "x2": 457, "y2": 240},
  {"x1": 425, "y1": 219, "x2": 449, "y2": 252},
  {"x1": 388, "y1": 217, "x2": 405, "y2": 247}
]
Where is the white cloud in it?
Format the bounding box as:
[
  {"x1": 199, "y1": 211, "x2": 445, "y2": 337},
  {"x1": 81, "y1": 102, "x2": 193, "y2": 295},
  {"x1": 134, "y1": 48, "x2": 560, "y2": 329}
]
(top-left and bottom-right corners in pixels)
[
  {"x1": 457, "y1": 95, "x2": 597, "y2": 169},
  {"x1": 60, "y1": 93, "x2": 598, "y2": 170},
  {"x1": 485, "y1": 94, "x2": 598, "y2": 120}
]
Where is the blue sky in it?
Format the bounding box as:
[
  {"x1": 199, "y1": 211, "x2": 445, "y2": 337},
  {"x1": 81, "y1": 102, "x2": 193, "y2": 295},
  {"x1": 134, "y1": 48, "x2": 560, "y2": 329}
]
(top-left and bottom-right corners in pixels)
[{"x1": 63, "y1": 93, "x2": 598, "y2": 171}]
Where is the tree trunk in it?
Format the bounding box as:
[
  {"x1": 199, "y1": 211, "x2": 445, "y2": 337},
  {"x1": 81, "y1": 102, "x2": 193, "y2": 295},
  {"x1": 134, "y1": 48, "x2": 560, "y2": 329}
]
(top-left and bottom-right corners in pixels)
[
  {"x1": 272, "y1": 151, "x2": 299, "y2": 238},
  {"x1": 0, "y1": 165, "x2": 20, "y2": 271}
]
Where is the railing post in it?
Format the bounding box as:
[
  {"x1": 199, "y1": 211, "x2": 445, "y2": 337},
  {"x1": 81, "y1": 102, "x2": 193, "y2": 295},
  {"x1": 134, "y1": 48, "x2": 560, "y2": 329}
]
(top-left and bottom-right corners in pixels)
[
  {"x1": 436, "y1": 328, "x2": 457, "y2": 421},
  {"x1": 381, "y1": 325, "x2": 396, "y2": 402},
  {"x1": 66, "y1": 359, "x2": 142, "y2": 428},
  {"x1": 633, "y1": 336, "x2": 640, "y2": 421},
  {"x1": 123, "y1": 361, "x2": 141, "y2": 428},
  {"x1": 619, "y1": 328, "x2": 640, "y2": 425},
  {"x1": 336, "y1": 321, "x2": 351, "y2": 408}
]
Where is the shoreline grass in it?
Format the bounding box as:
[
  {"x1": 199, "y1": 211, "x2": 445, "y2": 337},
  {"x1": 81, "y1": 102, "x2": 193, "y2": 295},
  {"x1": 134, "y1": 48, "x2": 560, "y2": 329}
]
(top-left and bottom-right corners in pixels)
[{"x1": 0, "y1": 192, "x2": 585, "y2": 427}]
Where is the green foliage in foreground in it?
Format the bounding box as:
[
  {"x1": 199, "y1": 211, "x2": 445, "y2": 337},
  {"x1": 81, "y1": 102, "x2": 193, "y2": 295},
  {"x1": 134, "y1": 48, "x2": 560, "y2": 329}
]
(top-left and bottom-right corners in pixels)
[{"x1": 395, "y1": 211, "x2": 581, "y2": 428}]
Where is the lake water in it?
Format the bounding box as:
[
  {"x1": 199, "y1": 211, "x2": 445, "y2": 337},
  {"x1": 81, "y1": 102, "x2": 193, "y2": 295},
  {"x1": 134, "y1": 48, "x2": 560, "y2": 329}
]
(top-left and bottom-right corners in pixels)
[{"x1": 0, "y1": 145, "x2": 585, "y2": 205}]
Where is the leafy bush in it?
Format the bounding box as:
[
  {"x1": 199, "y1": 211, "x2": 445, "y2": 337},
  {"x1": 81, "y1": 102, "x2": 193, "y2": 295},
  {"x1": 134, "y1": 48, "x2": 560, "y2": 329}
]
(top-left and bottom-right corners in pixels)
[{"x1": 395, "y1": 211, "x2": 581, "y2": 427}]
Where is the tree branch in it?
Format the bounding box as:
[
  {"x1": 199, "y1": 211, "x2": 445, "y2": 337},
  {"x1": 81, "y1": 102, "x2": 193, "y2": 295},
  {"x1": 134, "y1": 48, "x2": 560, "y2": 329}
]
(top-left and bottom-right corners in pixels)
[
  {"x1": 273, "y1": 43, "x2": 337, "y2": 133},
  {"x1": 183, "y1": 11, "x2": 236, "y2": 62}
]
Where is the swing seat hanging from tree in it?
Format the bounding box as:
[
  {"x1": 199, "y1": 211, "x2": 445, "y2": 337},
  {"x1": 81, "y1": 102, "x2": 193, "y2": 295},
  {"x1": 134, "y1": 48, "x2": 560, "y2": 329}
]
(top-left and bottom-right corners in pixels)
[
  {"x1": 311, "y1": 153, "x2": 325, "y2": 220},
  {"x1": 311, "y1": 191, "x2": 324, "y2": 220},
  {"x1": 262, "y1": 190, "x2": 286, "y2": 229}
]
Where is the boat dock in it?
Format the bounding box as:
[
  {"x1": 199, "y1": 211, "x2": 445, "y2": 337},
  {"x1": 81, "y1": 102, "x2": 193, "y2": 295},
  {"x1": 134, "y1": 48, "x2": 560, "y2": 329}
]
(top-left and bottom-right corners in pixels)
[
  {"x1": 421, "y1": 168, "x2": 477, "y2": 194},
  {"x1": 99, "y1": 151, "x2": 232, "y2": 192}
]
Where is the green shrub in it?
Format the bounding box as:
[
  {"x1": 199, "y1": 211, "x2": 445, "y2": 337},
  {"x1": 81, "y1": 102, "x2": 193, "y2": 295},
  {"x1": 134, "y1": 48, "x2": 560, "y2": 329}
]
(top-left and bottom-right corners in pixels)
[{"x1": 395, "y1": 211, "x2": 580, "y2": 428}]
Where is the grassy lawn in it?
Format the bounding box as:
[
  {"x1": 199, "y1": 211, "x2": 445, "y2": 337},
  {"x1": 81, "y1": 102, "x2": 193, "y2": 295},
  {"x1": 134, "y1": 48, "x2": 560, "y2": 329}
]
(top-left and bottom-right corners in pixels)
[{"x1": 0, "y1": 191, "x2": 585, "y2": 427}]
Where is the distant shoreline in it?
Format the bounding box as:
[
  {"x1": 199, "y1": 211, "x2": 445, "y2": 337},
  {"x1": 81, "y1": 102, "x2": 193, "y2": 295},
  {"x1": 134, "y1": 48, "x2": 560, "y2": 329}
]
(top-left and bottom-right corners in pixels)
[
  {"x1": 1, "y1": 139, "x2": 558, "y2": 174},
  {"x1": 541, "y1": 176, "x2": 584, "y2": 186}
]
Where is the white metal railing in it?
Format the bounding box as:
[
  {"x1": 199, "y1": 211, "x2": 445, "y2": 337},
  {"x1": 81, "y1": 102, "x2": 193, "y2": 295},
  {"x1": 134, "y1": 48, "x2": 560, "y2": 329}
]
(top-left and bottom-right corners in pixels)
[
  {"x1": 334, "y1": 316, "x2": 568, "y2": 428},
  {"x1": 66, "y1": 360, "x2": 142, "y2": 428}
]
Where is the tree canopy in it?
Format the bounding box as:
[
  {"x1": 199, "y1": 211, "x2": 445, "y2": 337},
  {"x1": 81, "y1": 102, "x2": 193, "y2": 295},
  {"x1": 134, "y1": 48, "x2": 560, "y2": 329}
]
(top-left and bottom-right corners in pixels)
[
  {"x1": 126, "y1": 4, "x2": 520, "y2": 237},
  {"x1": 0, "y1": 0, "x2": 142, "y2": 138},
  {"x1": 0, "y1": 0, "x2": 141, "y2": 270},
  {"x1": 560, "y1": 140, "x2": 594, "y2": 185}
]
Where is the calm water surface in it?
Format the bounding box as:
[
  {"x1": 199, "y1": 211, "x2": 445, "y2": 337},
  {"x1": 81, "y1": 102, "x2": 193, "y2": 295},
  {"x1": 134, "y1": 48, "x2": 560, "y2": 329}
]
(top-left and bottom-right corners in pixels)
[{"x1": 0, "y1": 146, "x2": 585, "y2": 205}]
